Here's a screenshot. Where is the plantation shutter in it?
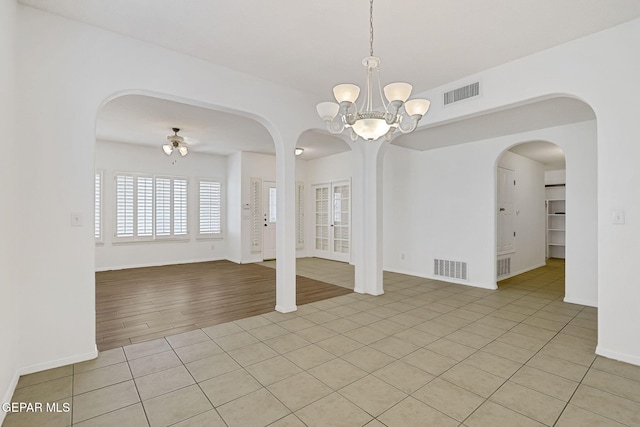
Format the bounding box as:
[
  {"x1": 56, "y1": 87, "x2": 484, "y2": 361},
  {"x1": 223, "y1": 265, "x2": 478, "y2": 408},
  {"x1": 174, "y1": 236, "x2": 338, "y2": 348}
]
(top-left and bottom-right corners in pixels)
[
  {"x1": 95, "y1": 172, "x2": 101, "y2": 240},
  {"x1": 155, "y1": 177, "x2": 172, "y2": 236},
  {"x1": 199, "y1": 180, "x2": 222, "y2": 235},
  {"x1": 173, "y1": 178, "x2": 188, "y2": 235},
  {"x1": 250, "y1": 177, "x2": 262, "y2": 252},
  {"x1": 115, "y1": 174, "x2": 134, "y2": 237},
  {"x1": 296, "y1": 182, "x2": 304, "y2": 249},
  {"x1": 137, "y1": 176, "x2": 153, "y2": 237}
]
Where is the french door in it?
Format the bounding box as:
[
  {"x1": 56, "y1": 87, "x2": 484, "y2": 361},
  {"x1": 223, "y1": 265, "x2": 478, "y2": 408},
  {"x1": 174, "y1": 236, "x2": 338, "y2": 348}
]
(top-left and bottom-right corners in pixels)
[{"x1": 313, "y1": 180, "x2": 350, "y2": 262}]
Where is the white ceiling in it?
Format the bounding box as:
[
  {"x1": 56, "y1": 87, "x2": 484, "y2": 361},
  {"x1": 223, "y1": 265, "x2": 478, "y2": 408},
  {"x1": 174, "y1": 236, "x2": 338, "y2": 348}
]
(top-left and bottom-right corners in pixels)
[
  {"x1": 27, "y1": 0, "x2": 635, "y2": 158},
  {"x1": 20, "y1": 0, "x2": 640, "y2": 98},
  {"x1": 96, "y1": 94, "x2": 349, "y2": 160},
  {"x1": 97, "y1": 95, "x2": 274, "y2": 156},
  {"x1": 509, "y1": 141, "x2": 566, "y2": 169}
]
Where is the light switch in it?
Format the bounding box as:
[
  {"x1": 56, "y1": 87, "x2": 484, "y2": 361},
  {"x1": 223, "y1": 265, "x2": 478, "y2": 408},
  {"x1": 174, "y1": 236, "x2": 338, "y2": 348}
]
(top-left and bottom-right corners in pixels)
[
  {"x1": 612, "y1": 210, "x2": 625, "y2": 225},
  {"x1": 71, "y1": 212, "x2": 83, "y2": 227}
]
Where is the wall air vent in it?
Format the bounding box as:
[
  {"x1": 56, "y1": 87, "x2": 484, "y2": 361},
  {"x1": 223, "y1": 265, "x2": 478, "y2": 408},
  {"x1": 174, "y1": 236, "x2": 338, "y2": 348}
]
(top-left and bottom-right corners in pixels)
[
  {"x1": 443, "y1": 81, "x2": 480, "y2": 105},
  {"x1": 497, "y1": 257, "x2": 511, "y2": 277},
  {"x1": 434, "y1": 259, "x2": 468, "y2": 281}
]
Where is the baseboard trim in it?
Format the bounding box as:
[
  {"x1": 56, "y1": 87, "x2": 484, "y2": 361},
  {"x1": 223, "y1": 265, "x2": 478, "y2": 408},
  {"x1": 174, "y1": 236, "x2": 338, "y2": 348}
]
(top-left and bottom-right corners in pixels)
[
  {"x1": 96, "y1": 258, "x2": 225, "y2": 272},
  {"x1": 1, "y1": 370, "x2": 21, "y2": 425},
  {"x1": 275, "y1": 305, "x2": 297, "y2": 314},
  {"x1": 497, "y1": 263, "x2": 546, "y2": 281},
  {"x1": 596, "y1": 346, "x2": 640, "y2": 367},
  {"x1": 17, "y1": 346, "x2": 98, "y2": 377},
  {"x1": 563, "y1": 296, "x2": 598, "y2": 307},
  {"x1": 383, "y1": 267, "x2": 497, "y2": 290},
  {"x1": 0, "y1": 346, "x2": 98, "y2": 425}
]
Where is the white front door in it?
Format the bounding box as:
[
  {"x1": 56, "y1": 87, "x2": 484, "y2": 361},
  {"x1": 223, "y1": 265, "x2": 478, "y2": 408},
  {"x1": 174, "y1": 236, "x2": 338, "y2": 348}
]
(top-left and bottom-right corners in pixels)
[
  {"x1": 313, "y1": 180, "x2": 350, "y2": 262},
  {"x1": 263, "y1": 181, "x2": 277, "y2": 260},
  {"x1": 497, "y1": 167, "x2": 515, "y2": 254}
]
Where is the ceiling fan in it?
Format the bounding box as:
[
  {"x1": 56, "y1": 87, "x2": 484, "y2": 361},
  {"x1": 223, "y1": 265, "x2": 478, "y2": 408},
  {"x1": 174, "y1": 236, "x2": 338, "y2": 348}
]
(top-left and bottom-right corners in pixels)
[{"x1": 163, "y1": 127, "x2": 189, "y2": 157}]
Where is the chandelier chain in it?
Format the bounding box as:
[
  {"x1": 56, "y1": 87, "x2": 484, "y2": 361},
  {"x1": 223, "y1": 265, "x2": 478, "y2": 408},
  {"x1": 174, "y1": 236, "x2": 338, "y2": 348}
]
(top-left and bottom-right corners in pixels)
[
  {"x1": 315, "y1": 0, "x2": 430, "y2": 141},
  {"x1": 369, "y1": 0, "x2": 374, "y2": 57}
]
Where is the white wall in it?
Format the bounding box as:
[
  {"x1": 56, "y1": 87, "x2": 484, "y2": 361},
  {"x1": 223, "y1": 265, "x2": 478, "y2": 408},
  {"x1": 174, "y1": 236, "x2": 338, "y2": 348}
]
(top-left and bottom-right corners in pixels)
[
  {"x1": 226, "y1": 152, "x2": 242, "y2": 263},
  {"x1": 383, "y1": 121, "x2": 597, "y2": 301},
  {"x1": 94, "y1": 141, "x2": 228, "y2": 270},
  {"x1": 0, "y1": 0, "x2": 19, "y2": 421},
  {"x1": 383, "y1": 140, "x2": 498, "y2": 288},
  {"x1": 497, "y1": 150, "x2": 546, "y2": 278}
]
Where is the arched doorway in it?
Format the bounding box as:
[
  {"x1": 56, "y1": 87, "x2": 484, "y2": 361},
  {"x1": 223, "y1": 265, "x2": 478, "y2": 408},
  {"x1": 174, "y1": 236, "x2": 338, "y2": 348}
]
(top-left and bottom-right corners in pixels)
[
  {"x1": 94, "y1": 92, "x2": 280, "y2": 349},
  {"x1": 496, "y1": 141, "x2": 566, "y2": 280}
]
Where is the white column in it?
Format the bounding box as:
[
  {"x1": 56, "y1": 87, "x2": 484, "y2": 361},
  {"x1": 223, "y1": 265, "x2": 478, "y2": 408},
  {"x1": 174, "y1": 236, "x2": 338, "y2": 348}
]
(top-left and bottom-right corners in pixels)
[
  {"x1": 275, "y1": 136, "x2": 297, "y2": 313},
  {"x1": 353, "y1": 140, "x2": 387, "y2": 295}
]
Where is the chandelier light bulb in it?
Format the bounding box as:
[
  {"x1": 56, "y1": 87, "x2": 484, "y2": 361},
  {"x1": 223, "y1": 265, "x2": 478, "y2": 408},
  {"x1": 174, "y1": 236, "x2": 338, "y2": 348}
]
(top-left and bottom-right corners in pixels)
[{"x1": 162, "y1": 144, "x2": 173, "y2": 155}]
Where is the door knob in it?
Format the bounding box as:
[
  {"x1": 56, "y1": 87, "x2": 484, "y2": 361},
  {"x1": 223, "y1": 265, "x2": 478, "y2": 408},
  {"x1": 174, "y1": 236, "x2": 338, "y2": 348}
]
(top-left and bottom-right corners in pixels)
[{"x1": 499, "y1": 208, "x2": 505, "y2": 211}]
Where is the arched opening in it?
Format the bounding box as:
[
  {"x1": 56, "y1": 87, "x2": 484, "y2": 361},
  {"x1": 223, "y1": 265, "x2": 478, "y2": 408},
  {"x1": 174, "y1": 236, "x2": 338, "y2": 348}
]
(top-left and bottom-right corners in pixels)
[
  {"x1": 94, "y1": 93, "x2": 279, "y2": 349},
  {"x1": 495, "y1": 141, "x2": 567, "y2": 296},
  {"x1": 93, "y1": 93, "x2": 353, "y2": 350},
  {"x1": 259, "y1": 129, "x2": 356, "y2": 291}
]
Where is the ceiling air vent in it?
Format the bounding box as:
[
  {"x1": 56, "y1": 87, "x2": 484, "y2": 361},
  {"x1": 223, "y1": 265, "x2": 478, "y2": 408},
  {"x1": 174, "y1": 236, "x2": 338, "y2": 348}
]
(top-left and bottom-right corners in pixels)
[{"x1": 443, "y1": 81, "x2": 480, "y2": 106}]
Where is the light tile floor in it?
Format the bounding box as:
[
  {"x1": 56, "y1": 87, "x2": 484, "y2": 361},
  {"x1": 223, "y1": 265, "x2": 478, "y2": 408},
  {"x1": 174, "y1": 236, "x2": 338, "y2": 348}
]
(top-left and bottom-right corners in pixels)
[
  {"x1": 5, "y1": 259, "x2": 640, "y2": 426},
  {"x1": 260, "y1": 258, "x2": 355, "y2": 290}
]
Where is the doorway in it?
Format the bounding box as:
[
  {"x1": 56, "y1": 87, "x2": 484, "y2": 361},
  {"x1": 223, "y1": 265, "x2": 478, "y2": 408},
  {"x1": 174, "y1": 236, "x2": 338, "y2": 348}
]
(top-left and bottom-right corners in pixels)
[
  {"x1": 496, "y1": 141, "x2": 565, "y2": 282},
  {"x1": 262, "y1": 181, "x2": 277, "y2": 260},
  {"x1": 312, "y1": 180, "x2": 351, "y2": 263}
]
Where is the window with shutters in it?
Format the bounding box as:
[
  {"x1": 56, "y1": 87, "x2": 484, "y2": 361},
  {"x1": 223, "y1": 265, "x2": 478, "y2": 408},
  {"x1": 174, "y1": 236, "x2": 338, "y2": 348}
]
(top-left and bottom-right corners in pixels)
[
  {"x1": 114, "y1": 173, "x2": 189, "y2": 241},
  {"x1": 198, "y1": 180, "x2": 222, "y2": 237},
  {"x1": 250, "y1": 177, "x2": 262, "y2": 252},
  {"x1": 95, "y1": 171, "x2": 103, "y2": 243}
]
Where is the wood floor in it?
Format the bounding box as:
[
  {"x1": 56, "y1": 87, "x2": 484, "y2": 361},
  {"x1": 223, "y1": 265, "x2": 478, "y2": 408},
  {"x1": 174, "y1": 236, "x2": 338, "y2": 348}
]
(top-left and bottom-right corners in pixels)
[{"x1": 96, "y1": 260, "x2": 351, "y2": 351}]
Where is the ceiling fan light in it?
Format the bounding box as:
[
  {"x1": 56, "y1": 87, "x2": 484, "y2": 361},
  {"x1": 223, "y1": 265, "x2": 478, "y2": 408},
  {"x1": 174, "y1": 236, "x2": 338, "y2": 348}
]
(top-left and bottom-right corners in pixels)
[
  {"x1": 384, "y1": 82, "x2": 412, "y2": 103},
  {"x1": 333, "y1": 84, "x2": 360, "y2": 104},
  {"x1": 178, "y1": 145, "x2": 188, "y2": 156},
  {"x1": 162, "y1": 144, "x2": 173, "y2": 155},
  {"x1": 316, "y1": 102, "x2": 339, "y2": 121},
  {"x1": 404, "y1": 99, "x2": 431, "y2": 117}
]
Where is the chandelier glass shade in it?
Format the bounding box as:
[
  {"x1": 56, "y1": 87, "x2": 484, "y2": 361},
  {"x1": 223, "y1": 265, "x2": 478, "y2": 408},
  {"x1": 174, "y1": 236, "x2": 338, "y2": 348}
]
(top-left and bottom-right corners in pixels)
[{"x1": 316, "y1": 0, "x2": 430, "y2": 141}]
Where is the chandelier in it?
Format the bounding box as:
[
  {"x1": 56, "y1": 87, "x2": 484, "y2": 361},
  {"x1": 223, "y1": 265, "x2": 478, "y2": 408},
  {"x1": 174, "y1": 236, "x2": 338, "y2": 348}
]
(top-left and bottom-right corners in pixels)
[
  {"x1": 163, "y1": 128, "x2": 189, "y2": 157},
  {"x1": 316, "y1": 0, "x2": 430, "y2": 141}
]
